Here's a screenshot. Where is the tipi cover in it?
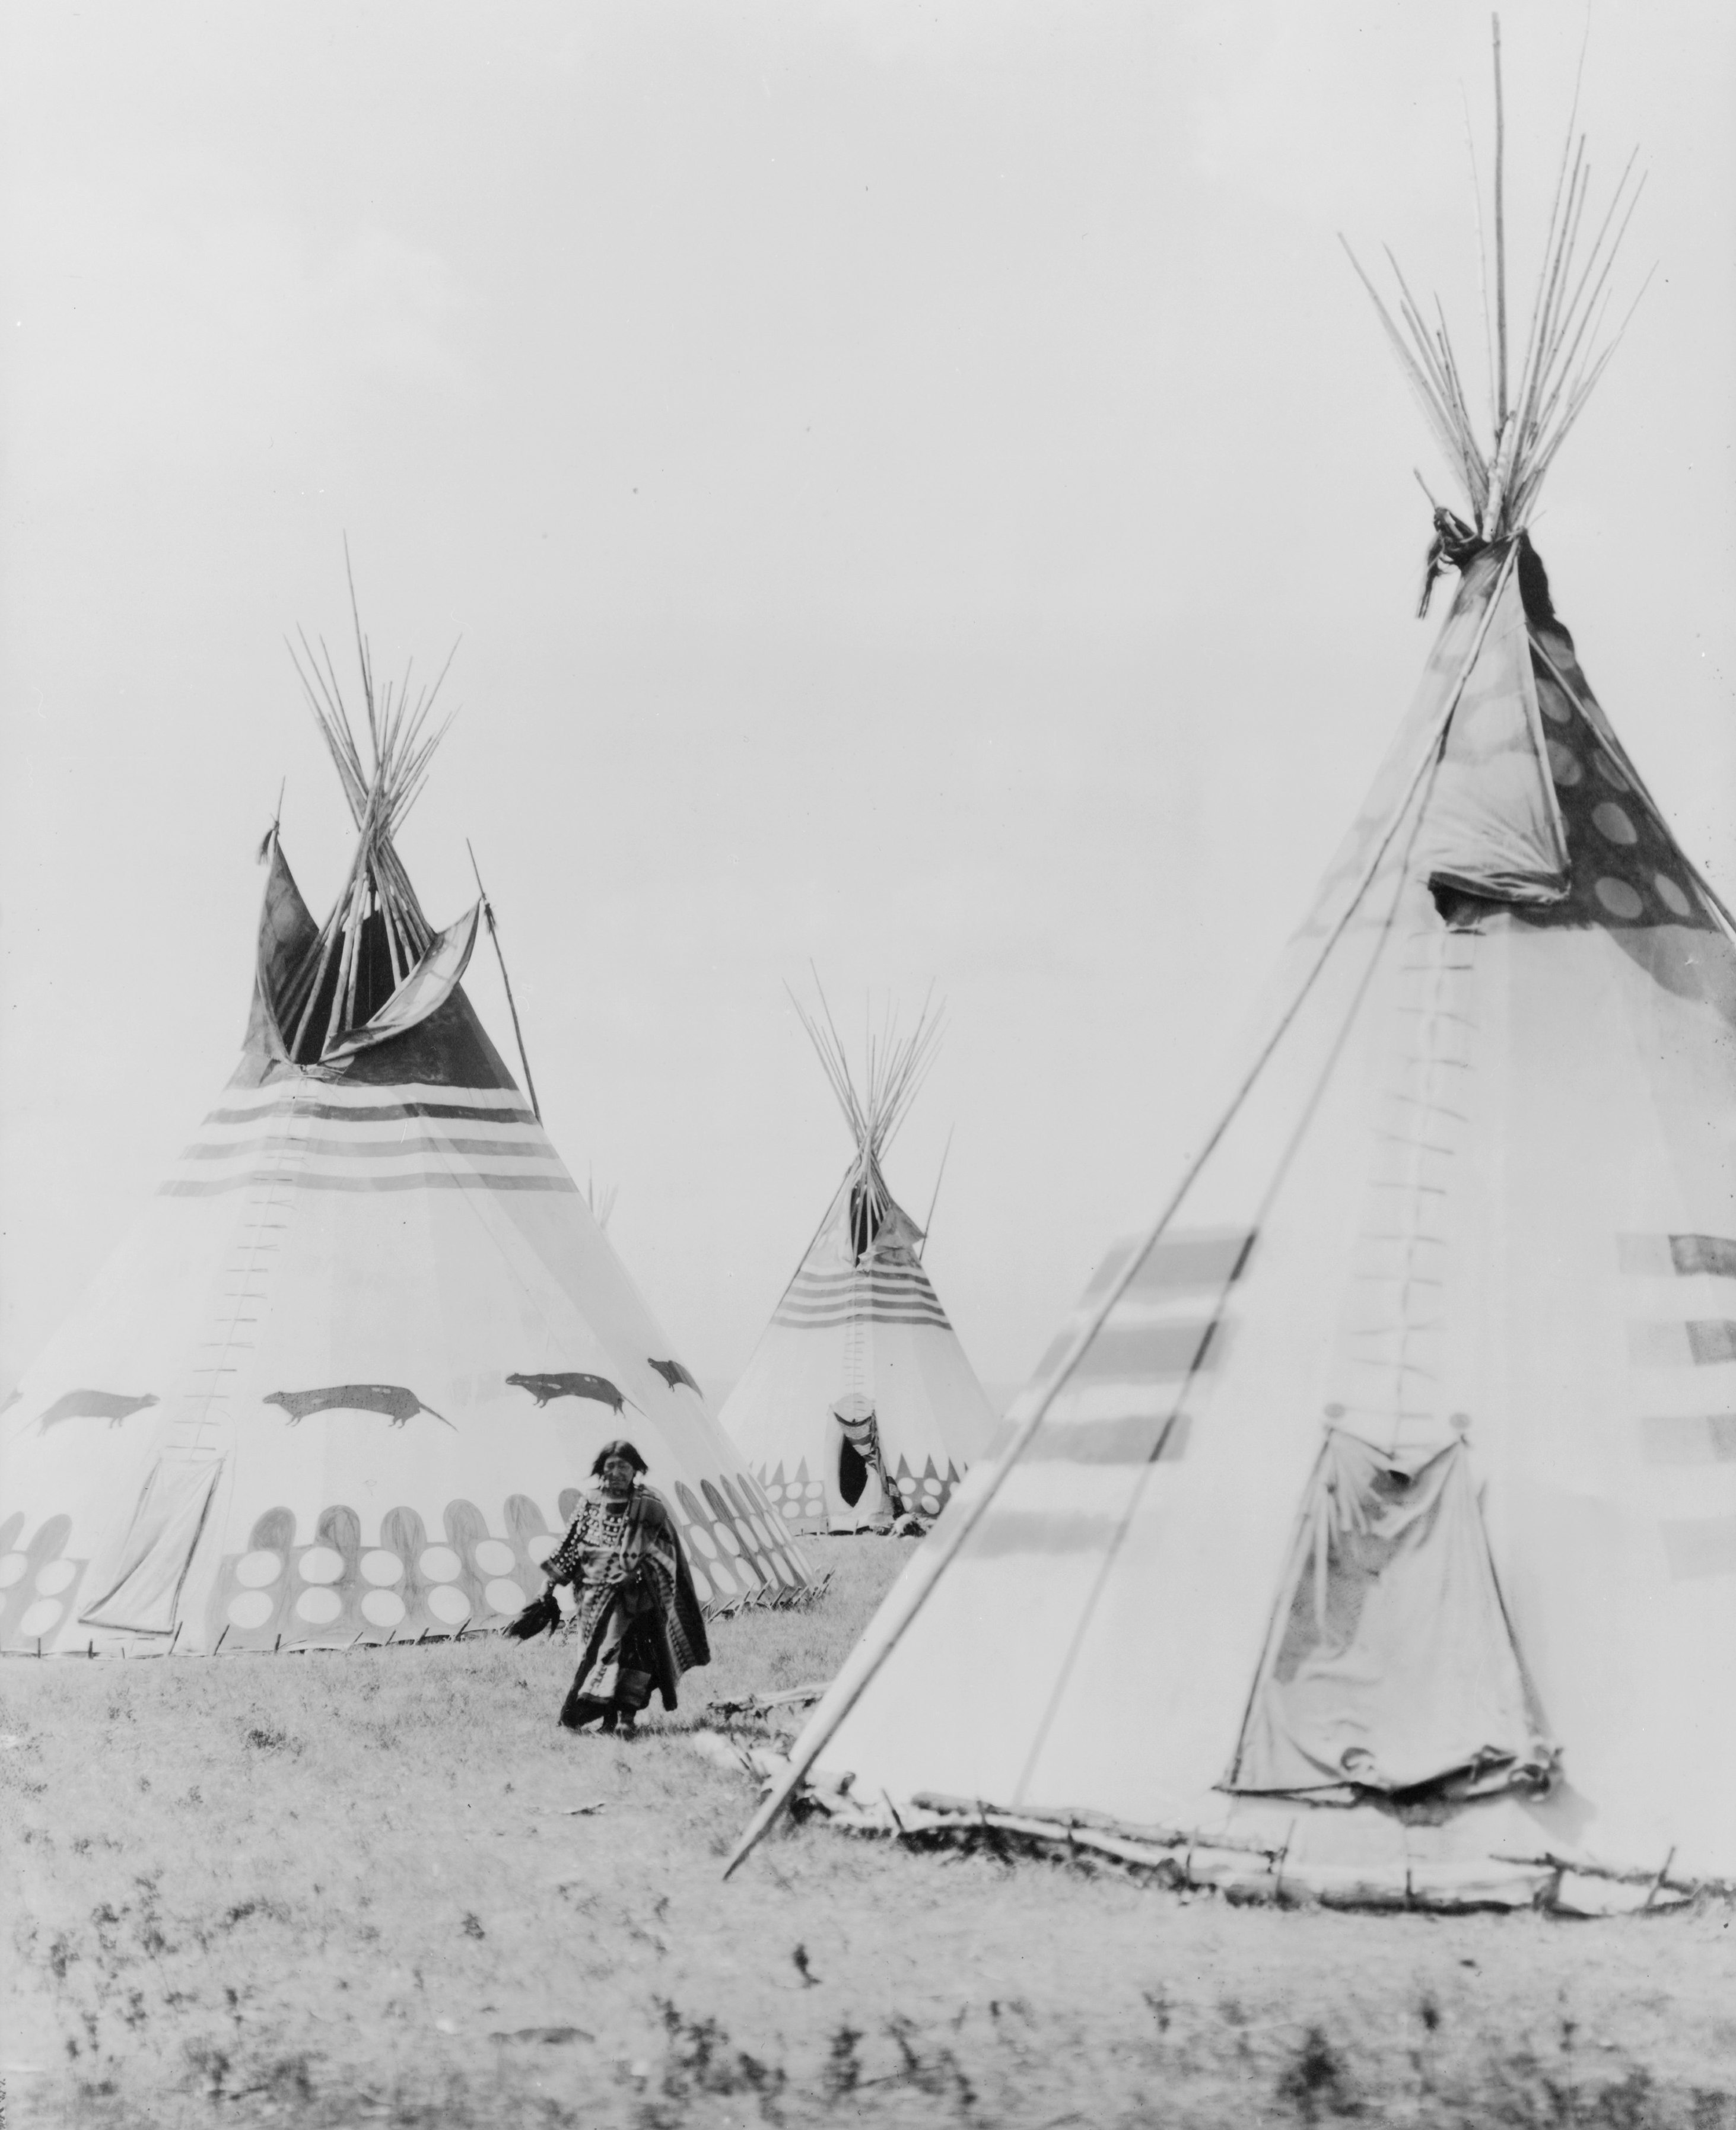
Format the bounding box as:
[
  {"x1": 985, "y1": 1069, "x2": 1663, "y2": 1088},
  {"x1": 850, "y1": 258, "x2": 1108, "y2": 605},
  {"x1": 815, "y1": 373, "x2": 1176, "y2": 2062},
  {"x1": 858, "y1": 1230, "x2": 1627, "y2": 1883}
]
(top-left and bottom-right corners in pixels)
[
  {"x1": 737, "y1": 123, "x2": 1736, "y2": 1903},
  {"x1": 0, "y1": 625, "x2": 809, "y2": 1655},
  {"x1": 722, "y1": 997, "x2": 996, "y2": 1533}
]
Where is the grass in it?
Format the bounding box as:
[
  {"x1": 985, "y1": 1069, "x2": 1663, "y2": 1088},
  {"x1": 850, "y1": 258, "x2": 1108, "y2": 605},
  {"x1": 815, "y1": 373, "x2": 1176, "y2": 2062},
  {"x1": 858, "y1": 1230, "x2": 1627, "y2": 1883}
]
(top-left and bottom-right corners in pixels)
[{"x1": 4, "y1": 1535, "x2": 1734, "y2": 2129}]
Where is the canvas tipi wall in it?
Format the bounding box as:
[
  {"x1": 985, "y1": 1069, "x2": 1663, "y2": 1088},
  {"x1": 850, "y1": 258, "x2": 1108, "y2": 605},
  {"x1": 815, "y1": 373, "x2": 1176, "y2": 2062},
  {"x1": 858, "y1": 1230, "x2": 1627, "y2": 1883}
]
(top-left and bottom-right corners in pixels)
[
  {"x1": 749, "y1": 536, "x2": 1736, "y2": 1903},
  {"x1": 0, "y1": 642, "x2": 809, "y2": 1655},
  {"x1": 735, "y1": 128, "x2": 1736, "y2": 1899}
]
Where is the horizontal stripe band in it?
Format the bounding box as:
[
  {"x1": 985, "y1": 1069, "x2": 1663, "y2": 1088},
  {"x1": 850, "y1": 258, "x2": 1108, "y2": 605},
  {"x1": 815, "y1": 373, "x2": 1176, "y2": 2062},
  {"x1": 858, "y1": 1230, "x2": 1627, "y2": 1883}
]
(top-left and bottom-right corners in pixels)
[
  {"x1": 780, "y1": 1295, "x2": 958, "y2": 1312},
  {"x1": 1022, "y1": 1413, "x2": 1193, "y2": 1465},
  {"x1": 1659, "y1": 1516, "x2": 1736, "y2": 1580},
  {"x1": 1072, "y1": 1318, "x2": 1221, "y2": 1383},
  {"x1": 964, "y1": 1510, "x2": 1125, "y2": 1559},
  {"x1": 177, "y1": 1133, "x2": 551, "y2": 1163},
  {"x1": 780, "y1": 1295, "x2": 950, "y2": 1312},
  {"x1": 1618, "y1": 1233, "x2": 1736, "y2": 1280},
  {"x1": 161, "y1": 1170, "x2": 577, "y2": 1198},
  {"x1": 787, "y1": 1270, "x2": 940, "y2": 1292},
  {"x1": 1627, "y1": 1321, "x2": 1736, "y2": 1368},
  {"x1": 1123, "y1": 1231, "x2": 1257, "y2": 1295},
  {"x1": 203, "y1": 1099, "x2": 538, "y2": 1128},
  {"x1": 772, "y1": 1308, "x2": 953, "y2": 1330},
  {"x1": 1641, "y1": 1414, "x2": 1736, "y2": 1463}
]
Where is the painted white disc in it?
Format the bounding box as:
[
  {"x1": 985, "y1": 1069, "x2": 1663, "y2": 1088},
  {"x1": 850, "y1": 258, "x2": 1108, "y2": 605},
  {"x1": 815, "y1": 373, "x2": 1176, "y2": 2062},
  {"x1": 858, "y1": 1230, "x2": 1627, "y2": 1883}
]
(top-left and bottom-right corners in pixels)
[
  {"x1": 359, "y1": 1550, "x2": 403, "y2": 1588},
  {"x1": 294, "y1": 1587, "x2": 343, "y2": 1625},
  {"x1": 298, "y1": 1546, "x2": 345, "y2": 1585},
  {"x1": 428, "y1": 1584, "x2": 470, "y2": 1626},
  {"x1": 418, "y1": 1546, "x2": 462, "y2": 1582},
  {"x1": 18, "y1": 1599, "x2": 63, "y2": 1638},
  {"x1": 234, "y1": 1550, "x2": 283, "y2": 1589},
  {"x1": 361, "y1": 1589, "x2": 406, "y2": 1628},
  {"x1": 227, "y1": 1590, "x2": 275, "y2": 1630},
  {"x1": 472, "y1": 1539, "x2": 517, "y2": 1576}
]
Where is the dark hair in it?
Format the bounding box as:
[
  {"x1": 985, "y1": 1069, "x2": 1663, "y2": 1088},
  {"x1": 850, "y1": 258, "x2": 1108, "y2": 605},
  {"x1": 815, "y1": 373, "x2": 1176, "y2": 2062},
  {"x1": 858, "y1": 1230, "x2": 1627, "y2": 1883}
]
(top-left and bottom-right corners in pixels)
[{"x1": 591, "y1": 1438, "x2": 648, "y2": 1478}]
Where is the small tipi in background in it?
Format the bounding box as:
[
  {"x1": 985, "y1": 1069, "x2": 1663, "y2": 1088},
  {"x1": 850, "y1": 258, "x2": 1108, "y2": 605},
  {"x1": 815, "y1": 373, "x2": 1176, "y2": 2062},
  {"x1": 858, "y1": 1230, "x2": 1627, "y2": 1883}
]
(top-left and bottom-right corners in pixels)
[
  {"x1": 735, "y1": 55, "x2": 1736, "y2": 1903},
  {"x1": 722, "y1": 991, "x2": 996, "y2": 1534},
  {"x1": 0, "y1": 598, "x2": 810, "y2": 1654}
]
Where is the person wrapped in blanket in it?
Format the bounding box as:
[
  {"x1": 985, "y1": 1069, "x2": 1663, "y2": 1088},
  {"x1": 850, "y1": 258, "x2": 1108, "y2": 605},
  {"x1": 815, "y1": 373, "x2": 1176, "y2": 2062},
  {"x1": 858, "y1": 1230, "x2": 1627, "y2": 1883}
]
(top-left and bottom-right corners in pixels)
[{"x1": 526, "y1": 1440, "x2": 710, "y2": 1737}]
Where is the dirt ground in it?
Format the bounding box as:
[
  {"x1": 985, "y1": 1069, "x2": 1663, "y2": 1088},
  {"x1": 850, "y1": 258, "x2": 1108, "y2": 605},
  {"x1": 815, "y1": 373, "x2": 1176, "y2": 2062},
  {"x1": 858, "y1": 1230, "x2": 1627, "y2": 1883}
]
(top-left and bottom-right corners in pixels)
[{"x1": 4, "y1": 1538, "x2": 1734, "y2": 2129}]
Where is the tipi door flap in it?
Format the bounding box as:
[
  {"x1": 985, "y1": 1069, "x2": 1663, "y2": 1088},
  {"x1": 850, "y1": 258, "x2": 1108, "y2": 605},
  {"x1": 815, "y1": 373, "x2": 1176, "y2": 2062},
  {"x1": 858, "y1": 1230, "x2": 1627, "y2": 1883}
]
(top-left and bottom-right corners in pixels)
[
  {"x1": 838, "y1": 1433, "x2": 869, "y2": 1507},
  {"x1": 1226, "y1": 1430, "x2": 1553, "y2": 1800},
  {"x1": 80, "y1": 1458, "x2": 222, "y2": 1635}
]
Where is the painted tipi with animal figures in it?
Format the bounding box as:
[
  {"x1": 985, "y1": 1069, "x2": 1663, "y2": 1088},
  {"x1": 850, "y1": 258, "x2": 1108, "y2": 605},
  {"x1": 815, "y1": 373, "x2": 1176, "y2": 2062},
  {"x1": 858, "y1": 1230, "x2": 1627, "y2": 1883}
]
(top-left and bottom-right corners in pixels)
[
  {"x1": 721, "y1": 991, "x2": 996, "y2": 1533},
  {"x1": 732, "y1": 48, "x2": 1736, "y2": 1906},
  {"x1": 0, "y1": 599, "x2": 810, "y2": 1655}
]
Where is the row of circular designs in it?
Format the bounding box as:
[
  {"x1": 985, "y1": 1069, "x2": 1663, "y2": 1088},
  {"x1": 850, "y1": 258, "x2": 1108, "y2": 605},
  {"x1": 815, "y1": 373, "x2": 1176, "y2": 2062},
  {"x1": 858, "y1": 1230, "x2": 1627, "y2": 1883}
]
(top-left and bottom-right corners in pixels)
[
  {"x1": 225, "y1": 1580, "x2": 508, "y2": 1632},
  {"x1": 6, "y1": 1501, "x2": 808, "y2": 1642},
  {"x1": 231, "y1": 1535, "x2": 540, "y2": 1591}
]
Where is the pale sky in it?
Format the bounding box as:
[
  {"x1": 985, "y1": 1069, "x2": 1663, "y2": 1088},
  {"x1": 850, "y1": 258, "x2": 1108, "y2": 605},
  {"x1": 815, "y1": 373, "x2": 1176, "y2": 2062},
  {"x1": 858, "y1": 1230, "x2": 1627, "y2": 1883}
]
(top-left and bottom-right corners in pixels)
[{"x1": 3, "y1": 1, "x2": 1733, "y2": 1406}]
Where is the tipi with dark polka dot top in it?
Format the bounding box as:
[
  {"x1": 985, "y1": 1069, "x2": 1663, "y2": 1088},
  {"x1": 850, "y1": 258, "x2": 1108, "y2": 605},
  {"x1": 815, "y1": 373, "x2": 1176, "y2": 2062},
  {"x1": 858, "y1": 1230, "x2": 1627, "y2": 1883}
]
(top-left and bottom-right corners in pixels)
[
  {"x1": 0, "y1": 608, "x2": 812, "y2": 1655},
  {"x1": 735, "y1": 68, "x2": 1736, "y2": 1905}
]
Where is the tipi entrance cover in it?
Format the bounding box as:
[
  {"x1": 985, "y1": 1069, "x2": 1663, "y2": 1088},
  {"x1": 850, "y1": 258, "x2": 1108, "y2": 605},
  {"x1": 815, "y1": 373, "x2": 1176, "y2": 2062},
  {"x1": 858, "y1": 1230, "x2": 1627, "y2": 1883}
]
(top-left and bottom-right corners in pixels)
[
  {"x1": 721, "y1": 997, "x2": 996, "y2": 1533},
  {"x1": 0, "y1": 625, "x2": 809, "y2": 1654},
  {"x1": 734, "y1": 125, "x2": 1736, "y2": 1903}
]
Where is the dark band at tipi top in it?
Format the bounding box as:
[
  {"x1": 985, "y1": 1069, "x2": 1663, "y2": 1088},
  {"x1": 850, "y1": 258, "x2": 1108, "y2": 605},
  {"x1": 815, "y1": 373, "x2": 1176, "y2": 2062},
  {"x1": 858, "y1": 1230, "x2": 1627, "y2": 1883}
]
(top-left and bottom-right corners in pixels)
[
  {"x1": 0, "y1": 589, "x2": 812, "y2": 1655},
  {"x1": 731, "y1": 47, "x2": 1736, "y2": 1905}
]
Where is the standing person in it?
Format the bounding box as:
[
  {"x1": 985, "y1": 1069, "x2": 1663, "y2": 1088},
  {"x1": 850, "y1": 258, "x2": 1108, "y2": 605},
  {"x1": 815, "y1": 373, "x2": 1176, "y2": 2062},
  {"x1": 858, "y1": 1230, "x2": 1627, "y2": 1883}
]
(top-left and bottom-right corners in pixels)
[{"x1": 538, "y1": 1440, "x2": 710, "y2": 1737}]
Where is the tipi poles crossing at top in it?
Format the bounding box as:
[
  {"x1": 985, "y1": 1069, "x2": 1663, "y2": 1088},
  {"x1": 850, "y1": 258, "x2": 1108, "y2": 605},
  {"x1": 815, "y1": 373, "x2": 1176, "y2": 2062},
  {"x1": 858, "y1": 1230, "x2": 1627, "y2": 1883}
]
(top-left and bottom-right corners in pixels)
[
  {"x1": 723, "y1": 542, "x2": 1522, "y2": 1879},
  {"x1": 279, "y1": 554, "x2": 458, "y2": 1058},
  {"x1": 1341, "y1": 15, "x2": 1646, "y2": 542}
]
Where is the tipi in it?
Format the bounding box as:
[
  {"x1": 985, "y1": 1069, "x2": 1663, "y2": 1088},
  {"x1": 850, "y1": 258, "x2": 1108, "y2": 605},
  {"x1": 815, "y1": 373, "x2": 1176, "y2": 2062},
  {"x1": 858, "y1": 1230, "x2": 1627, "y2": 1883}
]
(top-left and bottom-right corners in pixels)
[
  {"x1": 733, "y1": 89, "x2": 1736, "y2": 1903},
  {"x1": 722, "y1": 994, "x2": 996, "y2": 1533},
  {"x1": 0, "y1": 609, "x2": 810, "y2": 1654}
]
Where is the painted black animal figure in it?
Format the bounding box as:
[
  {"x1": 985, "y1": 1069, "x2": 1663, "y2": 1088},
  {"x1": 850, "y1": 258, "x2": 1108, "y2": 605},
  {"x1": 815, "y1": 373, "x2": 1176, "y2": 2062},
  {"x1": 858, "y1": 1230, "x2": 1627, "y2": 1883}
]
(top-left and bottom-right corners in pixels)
[
  {"x1": 263, "y1": 1384, "x2": 453, "y2": 1429},
  {"x1": 37, "y1": 1389, "x2": 159, "y2": 1432},
  {"x1": 647, "y1": 1358, "x2": 701, "y2": 1396},
  {"x1": 505, "y1": 1371, "x2": 634, "y2": 1415}
]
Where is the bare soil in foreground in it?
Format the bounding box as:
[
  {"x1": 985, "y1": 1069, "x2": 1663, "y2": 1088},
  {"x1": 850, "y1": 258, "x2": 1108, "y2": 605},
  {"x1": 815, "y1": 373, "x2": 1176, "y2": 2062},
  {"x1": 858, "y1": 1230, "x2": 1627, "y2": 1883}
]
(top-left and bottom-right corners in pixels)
[{"x1": 4, "y1": 1539, "x2": 1734, "y2": 2129}]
